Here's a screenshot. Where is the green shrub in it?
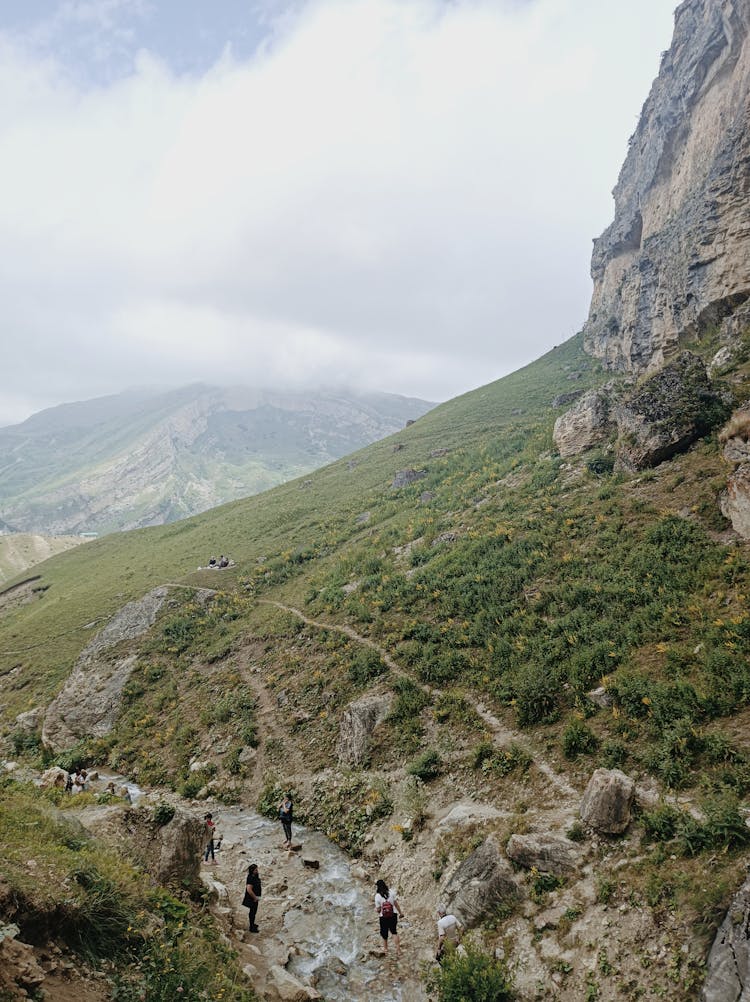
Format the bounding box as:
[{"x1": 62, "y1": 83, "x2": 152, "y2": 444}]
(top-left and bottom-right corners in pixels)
[
  {"x1": 641, "y1": 804, "x2": 681, "y2": 842},
  {"x1": 152, "y1": 803, "x2": 175, "y2": 827},
  {"x1": 348, "y1": 648, "x2": 388, "y2": 686},
  {"x1": 390, "y1": 678, "x2": 430, "y2": 721},
  {"x1": 599, "y1": 740, "x2": 628, "y2": 769},
  {"x1": 425, "y1": 945, "x2": 515, "y2": 1001},
  {"x1": 407, "y1": 749, "x2": 443, "y2": 782},
  {"x1": 561, "y1": 719, "x2": 599, "y2": 759}
]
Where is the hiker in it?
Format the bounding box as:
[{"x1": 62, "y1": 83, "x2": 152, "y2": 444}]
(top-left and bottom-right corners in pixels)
[
  {"x1": 279, "y1": 792, "x2": 293, "y2": 848},
  {"x1": 243, "y1": 863, "x2": 262, "y2": 932},
  {"x1": 64, "y1": 773, "x2": 73, "y2": 793},
  {"x1": 435, "y1": 905, "x2": 462, "y2": 962},
  {"x1": 80, "y1": 769, "x2": 89, "y2": 791},
  {"x1": 105, "y1": 781, "x2": 117, "y2": 796},
  {"x1": 72, "y1": 770, "x2": 85, "y2": 794},
  {"x1": 203, "y1": 813, "x2": 217, "y2": 863},
  {"x1": 119, "y1": 785, "x2": 132, "y2": 804},
  {"x1": 218, "y1": 555, "x2": 229, "y2": 569},
  {"x1": 208, "y1": 555, "x2": 217, "y2": 567},
  {"x1": 375, "y1": 879, "x2": 403, "y2": 958}
]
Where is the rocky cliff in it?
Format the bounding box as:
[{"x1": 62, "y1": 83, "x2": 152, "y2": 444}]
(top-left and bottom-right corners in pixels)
[{"x1": 583, "y1": 0, "x2": 750, "y2": 373}]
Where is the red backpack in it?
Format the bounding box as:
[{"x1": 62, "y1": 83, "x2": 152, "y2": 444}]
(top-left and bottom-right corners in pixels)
[{"x1": 381, "y1": 896, "x2": 394, "y2": 918}]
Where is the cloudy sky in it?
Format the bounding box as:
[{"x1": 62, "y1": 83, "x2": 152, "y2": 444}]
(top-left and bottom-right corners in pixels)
[{"x1": 0, "y1": 0, "x2": 677, "y2": 426}]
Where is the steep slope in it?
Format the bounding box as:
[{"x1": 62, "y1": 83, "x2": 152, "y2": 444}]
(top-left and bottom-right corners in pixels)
[
  {"x1": 0, "y1": 533, "x2": 83, "y2": 584},
  {"x1": 584, "y1": 0, "x2": 750, "y2": 373},
  {"x1": 0, "y1": 384, "x2": 433, "y2": 536}
]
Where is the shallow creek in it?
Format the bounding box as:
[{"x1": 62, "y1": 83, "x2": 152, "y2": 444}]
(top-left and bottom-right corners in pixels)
[{"x1": 101, "y1": 775, "x2": 419, "y2": 1001}]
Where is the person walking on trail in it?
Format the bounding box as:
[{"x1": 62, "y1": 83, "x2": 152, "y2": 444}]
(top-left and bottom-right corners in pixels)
[
  {"x1": 203, "y1": 812, "x2": 217, "y2": 863},
  {"x1": 243, "y1": 863, "x2": 262, "y2": 932},
  {"x1": 375, "y1": 879, "x2": 403, "y2": 958},
  {"x1": 435, "y1": 905, "x2": 462, "y2": 962},
  {"x1": 279, "y1": 792, "x2": 294, "y2": 848}
]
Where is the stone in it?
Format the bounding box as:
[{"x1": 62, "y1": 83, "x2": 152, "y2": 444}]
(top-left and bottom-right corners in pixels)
[
  {"x1": 355, "y1": 511, "x2": 371, "y2": 524},
  {"x1": 431, "y1": 532, "x2": 458, "y2": 547},
  {"x1": 553, "y1": 388, "x2": 613, "y2": 458},
  {"x1": 302, "y1": 859, "x2": 320, "y2": 870},
  {"x1": 430, "y1": 448, "x2": 450, "y2": 457},
  {"x1": 420, "y1": 491, "x2": 435, "y2": 504},
  {"x1": 42, "y1": 586, "x2": 170, "y2": 751},
  {"x1": 267, "y1": 965, "x2": 321, "y2": 1001},
  {"x1": 709, "y1": 345, "x2": 738, "y2": 376},
  {"x1": 580, "y1": 768, "x2": 635, "y2": 835},
  {"x1": 721, "y1": 465, "x2": 750, "y2": 538},
  {"x1": 587, "y1": 686, "x2": 613, "y2": 709},
  {"x1": 612, "y1": 352, "x2": 730, "y2": 471},
  {"x1": 79, "y1": 804, "x2": 204, "y2": 885},
  {"x1": 505, "y1": 833, "x2": 580, "y2": 876},
  {"x1": 441, "y1": 837, "x2": 521, "y2": 929},
  {"x1": 336, "y1": 694, "x2": 392, "y2": 767},
  {"x1": 13, "y1": 707, "x2": 43, "y2": 733},
  {"x1": 551, "y1": 390, "x2": 584, "y2": 408},
  {"x1": 0, "y1": 929, "x2": 45, "y2": 999},
  {"x1": 583, "y1": 0, "x2": 750, "y2": 376},
  {"x1": 437, "y1": 802, "x2": 507, "y2": 830},
  {"x1": 702, "y1": 872, "x2": 750, "y2": 1001},
  {"x1": 39, "y1": 766, "x2": 69, "y2": 790},
  {"x1": 392, "y1": 469, "x2": 427, "y2": 489}
]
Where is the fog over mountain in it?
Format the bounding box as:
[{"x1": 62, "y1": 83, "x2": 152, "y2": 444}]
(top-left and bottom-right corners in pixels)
[{"x1": 0, "y1": 384, "x2": 433, "y2": 535}]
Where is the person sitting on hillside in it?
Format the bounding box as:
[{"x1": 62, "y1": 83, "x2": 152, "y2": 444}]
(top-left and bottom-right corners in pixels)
[
  {"x1": 208, "y1": 555, "x2": 217, "y2": 567},
  {"x1": 72, "y1": 770, "x2": 85, "y2": 794},
  {"x1": 218, "y1": 555, "x2": 229, "y2": 568}
]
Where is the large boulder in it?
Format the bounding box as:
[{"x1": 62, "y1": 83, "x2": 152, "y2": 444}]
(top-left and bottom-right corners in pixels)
[
  {"x1": 505, "y1": 832, "x2": 580, "y2": 876},
  {"x1": 702, "y1": 873, "x2": 750, "y2": 1002},
  {"x1": 13, "y1": 707, "x2": 43, "y2": 734},
  {"x1": 612, "y1": 352, "x2": 730, "y2": 472},
  {"x1": 441, "y1": 837, "x2": 520, "y2": 928},
  {"x1": 79, "y1": 803, "x2": 204, "y2": 885},
  {"x1": 552, "y1": 388, "x2": 613, "y2": 458},
  {"x1": 42, "y1": 587, "x2": 170, "y2": 751},
  {"x1": 336, "y1": 695, "x2": 392, "y2": 767},
  {"x1": 0, "y1": 925, "x2": 45, "y2": 1001},
  {"x1": 580, "y1": 768, "x2": 635, "y2": 835},
  {"x1": 720, "y1": 406, "x2": 750, "y2": 538},
  {"x1": 391, "y1": 469, "x2": 427, "y2": 489}
]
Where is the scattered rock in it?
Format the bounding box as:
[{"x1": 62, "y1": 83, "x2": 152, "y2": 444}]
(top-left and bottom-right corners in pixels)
[
  {"x1": 430, "y1": 448, "x2": 450, "y2": 458},
  {"x1": 552, "y1": 390, "x2": 584, "y2": 408},
  {"x1": 431, "y1": 531, "x2": 458, "y2": 547},
  {"x1": 587, "y1": 686, "x2": 613, "y2": 709},
  {"x1": 0, "y1": 926, "x2": 45, "y2": 1000},
  {"x1": 267, "y1": 965, "x2": 321, "y2": 1001},
  {"x1": 580, "y1": 768, "x2": 635, "y2": 835},
  {"x1": 13, "y1": 707, "x2": 43, "y2": 733},
  {"x1": 721, "y1": 466, "x2": 750, "y2": 539},
  {"x1": 419, "y1": 491, "x2": 434, "y2": 504},
  {"x1": 39, "y1": 766, "x2": 69, "y2": 790},
  {"x1": 437, "y1": 802, "x2": 507, "y2": 830},
  {"x1": 392, "y1": 443, "x2": 405, "y2": 452},
  {"x1": 392, "y1": 469, "x2": 427, "y2": 489},
  {"x1": 506, "y1": 833, "x2": 580, "y2": 876},
  {"x1": 302, "y1": 859, "x2": 320, "y2": 870},
  {"x1": 355, "y1": 512, "x2": 371, "y2": 525}
]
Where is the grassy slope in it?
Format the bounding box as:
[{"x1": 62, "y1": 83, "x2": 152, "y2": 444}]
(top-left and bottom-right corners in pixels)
[
  {"x1": 3, "y1": 330, "x2": 750, "y2": 999},
  {"x1": 0, "y1": 533, "x2": 83, "y2": 585}
]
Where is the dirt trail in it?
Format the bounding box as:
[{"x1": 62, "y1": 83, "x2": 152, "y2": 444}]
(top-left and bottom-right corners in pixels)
[{"x1": 258, "y1": 599, "x2": 579, "y2": 801}]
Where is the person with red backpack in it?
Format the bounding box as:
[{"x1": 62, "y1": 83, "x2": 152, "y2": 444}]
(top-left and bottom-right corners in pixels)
[{"x1": 375, "y1": 878, "x2": 403, "y2": 958}]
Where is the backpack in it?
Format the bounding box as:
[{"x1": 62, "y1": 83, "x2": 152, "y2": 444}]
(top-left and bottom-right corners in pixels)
[{"x1": 381, "y1": 896, "x2": 394, "y2": 918}]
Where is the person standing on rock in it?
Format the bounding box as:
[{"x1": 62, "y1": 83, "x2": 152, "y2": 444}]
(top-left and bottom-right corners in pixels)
[
  {"x1": 375, "y1": 879, "x2": 403, "y2": 959},
  {"x1": 243, "y1": 863, "x2": 262, "y2": 932},
  {"x1": 279, "y1": 792, "x2": 293, "y2": 849},
  {"x1": 203, "y1": 812, "x2": 217, "y2": 863}
]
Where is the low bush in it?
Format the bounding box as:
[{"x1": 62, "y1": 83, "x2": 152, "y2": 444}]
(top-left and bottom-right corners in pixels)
[
  {"x1": 561, "y1": 719, "x2": 599, "y2": 759},
  {"x1": 407, "y1": 749, "x2": 444, "y2": 782},
  {"x1": 425, "y1": 944, "x2": 515, "y2": 1001}
]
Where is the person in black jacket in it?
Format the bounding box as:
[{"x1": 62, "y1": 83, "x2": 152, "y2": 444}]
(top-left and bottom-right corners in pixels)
[
  {"x1": 243, "y1": 863, "x2": 262, "y2": 932},
  {"x1": 279, "y1": 793, "x2": 293, "y2": 848}
]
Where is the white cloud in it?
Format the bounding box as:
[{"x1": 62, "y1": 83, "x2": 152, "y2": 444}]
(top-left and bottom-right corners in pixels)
[{"x1": 0, "y1": 0, "x2": 676, "y2": 422}]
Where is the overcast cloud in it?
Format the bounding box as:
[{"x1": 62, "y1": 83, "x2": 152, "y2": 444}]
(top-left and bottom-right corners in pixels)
[{"x1": 0, "y1": 0, "x2": 676, "y2": 425}]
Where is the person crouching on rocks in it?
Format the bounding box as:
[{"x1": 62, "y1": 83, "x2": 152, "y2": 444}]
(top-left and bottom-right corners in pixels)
[
  {"x1": 375, "y1": 879, "x2": 403, "y2": 959},
  {"x1": 243, "y1": 863, "x2": 262, "y2": 932}
]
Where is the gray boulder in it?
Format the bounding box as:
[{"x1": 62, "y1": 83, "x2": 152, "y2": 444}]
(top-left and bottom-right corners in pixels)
[
  {"x1": 580, "y1": 768, "x2": 635, "y2": 835},
  {"x1": 702, "y1": 873, "x2": 750, "y2": 1002},
  {"x1": 552, "y1": 388, "x2": 613, "y2": 458},
  {"x1": 721, "y1": 465, "x2": 750, "y2": 539},
  {"x1": 613, "y1": 352, "x2": 729, "y2": 472},
  {"x1": 392, "y1": 469, "x2": 427, "y2": 489},
  {"x1": 336, "y1": 695, "x2": 392, "y2": 767},
  {"x1": 505, "y1": 832, "x2": 580, "y2": 876},
  {"x1": 13, "y1": 707, "x2": 43, "y2": 734},
  {"x1": 442, "y1": 837, "x2": 520, "y2": 928}
]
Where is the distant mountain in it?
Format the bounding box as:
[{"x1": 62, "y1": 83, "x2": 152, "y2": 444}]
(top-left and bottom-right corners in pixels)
[
  {"x1": 0, "y1": 533, "x2": 84, "y2": 585},
  {"x1": 0, "y1": 384, "x2": 434, "y2": 535}
]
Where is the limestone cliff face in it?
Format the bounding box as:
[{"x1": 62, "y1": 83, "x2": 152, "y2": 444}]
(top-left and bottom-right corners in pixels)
[{"x1": 583, "y1": 0, "x2": 750, "y2": 373}]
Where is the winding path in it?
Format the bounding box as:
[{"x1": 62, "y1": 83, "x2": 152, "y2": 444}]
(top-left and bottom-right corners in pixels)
[{"x1": 257, "y1": 599, "x2": 579, "y2": 801}]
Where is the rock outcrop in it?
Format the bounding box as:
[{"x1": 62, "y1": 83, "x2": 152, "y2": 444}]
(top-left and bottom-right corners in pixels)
[
  {"x1": 580, "y1": 768, "x2": 635, "y2": 835},
  {"x1": 612, "y1": 351, "x2": 730, "y2": 470},
  {"x1": 505, "y1": 832, "x2": 580, "y2": 876},
  {"x1": 702, "y1": 873, "x2": 750, "y2": 1001},
  {"x1": 441, "y1": 837, "x2": 520, "y2": 928},
  {"x1": 42, "y1": 587, "x2": 170, "y2": 751},
  {"x1": 336, "y1": 695, "x2": 392, "y2": 767},
  {"x1": 0, "y1": 925, "x2": 45, "y2": 1002},
  {"x1": 553, "y1": 388, "x2": 614, "y2": 458},
  {"x1": 720, "y1": 404, "x2": 750, "y2": 536},
  {"x1": 583, "y1": 0, "x2": 750, "y2": 375}
]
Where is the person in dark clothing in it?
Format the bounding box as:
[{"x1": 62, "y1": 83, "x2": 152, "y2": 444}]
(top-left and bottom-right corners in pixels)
[
  {"x1": 279, "y1": 793, "x2": 293, "y2": 848},
  {"x1": 243, "y1": 863, "x2": 262, "y2": 932}
]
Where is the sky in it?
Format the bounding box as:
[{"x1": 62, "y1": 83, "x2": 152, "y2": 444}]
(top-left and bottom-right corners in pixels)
[{"x1": 0, "y1": 0, "x2": 678, "y2": 426}]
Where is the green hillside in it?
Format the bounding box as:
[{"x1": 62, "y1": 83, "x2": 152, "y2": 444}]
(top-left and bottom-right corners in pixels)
[{"x1": 3, "y1": 328, "x2": 750, "y2": 1000}]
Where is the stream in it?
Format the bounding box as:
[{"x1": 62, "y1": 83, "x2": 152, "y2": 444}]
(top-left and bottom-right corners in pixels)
[{"x1": 98, "y1": 773, "x2": 416, "y2": 1002}]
